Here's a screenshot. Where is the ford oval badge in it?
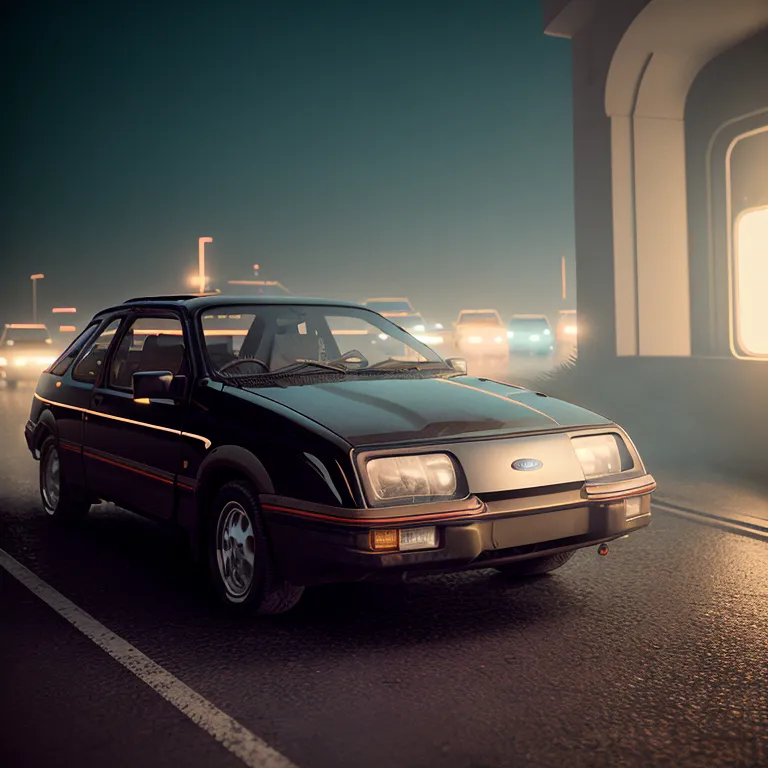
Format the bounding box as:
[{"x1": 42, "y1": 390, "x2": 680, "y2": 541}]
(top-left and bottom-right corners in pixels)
[{"x1": 512, "y1": 458, "x2": 543, "y2": 471}]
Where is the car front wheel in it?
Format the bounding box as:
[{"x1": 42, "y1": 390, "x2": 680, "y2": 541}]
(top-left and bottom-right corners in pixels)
[
  {"x1": 39, "y1": 435, "x2": 91, "y2": 521},
  {"x1": 494, "y1": 550, "x2": 576, "y2": 578},
  {"x1": 207, "y1": 480, "x2": 304, "y2": 615}
]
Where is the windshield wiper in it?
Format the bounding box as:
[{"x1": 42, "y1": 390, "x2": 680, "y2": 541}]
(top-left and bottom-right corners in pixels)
[
  {"x1": 364, "y1": 358, "x2": 448, "y2": 371},
  {"x1": 269, "y1": 359, "x2": 348, "y2": 375}
]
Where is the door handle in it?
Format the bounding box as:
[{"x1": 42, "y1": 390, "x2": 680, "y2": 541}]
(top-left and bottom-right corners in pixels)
[{"x1": 92, "y1": 393, "x2": 104, "y2": 407}]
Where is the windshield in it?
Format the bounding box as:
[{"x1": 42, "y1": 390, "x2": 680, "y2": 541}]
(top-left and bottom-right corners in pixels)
[
  {"x1": 458, "y1": 312, "x2": 501, "y2": 325},
  {"x1": 508, "y1": 318, "x2": 551, "y2": 331},
  {"x1": 200, "y1": 304, "x2": 447, "y2": 381},
  {"x1": 364, "y1": 299, "x2": 414, "y2": 316},
  {"x1": 2, "y1": 325, "x2": 52, "y2": 345}
]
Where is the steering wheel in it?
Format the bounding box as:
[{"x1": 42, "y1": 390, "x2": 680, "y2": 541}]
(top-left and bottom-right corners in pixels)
[
  {"x1": 219, "y1": 357, "x2": 270, "y2": 374},
  {"x1": 332, "y1": 349, "x2": 369, "y2": 369}
]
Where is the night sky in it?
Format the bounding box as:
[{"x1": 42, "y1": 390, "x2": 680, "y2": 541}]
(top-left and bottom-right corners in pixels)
[{"x1": 1, "y1": 0, "x2": 574, "y2": 329}]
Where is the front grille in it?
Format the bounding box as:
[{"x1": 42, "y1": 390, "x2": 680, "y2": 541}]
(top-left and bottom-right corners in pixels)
[{"x1": 475, "y1": 481, "x2": 583, "y2": 504}]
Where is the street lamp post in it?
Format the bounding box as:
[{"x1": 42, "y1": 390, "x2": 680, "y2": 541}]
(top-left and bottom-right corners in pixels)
[
  {"x1": 561, "y1": 255, "x2": 567, "y2": 301},
  {"x1": 30, "y1": 274, "x2": 45, "y2": 323},
  {"x1": 198, "y1": 237, "x2": 213, "y2": 293}
]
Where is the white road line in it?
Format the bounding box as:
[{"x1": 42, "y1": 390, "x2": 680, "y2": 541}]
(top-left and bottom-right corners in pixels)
[{"x1": 0, "y1": 548, "x2": 298, "y2": 768}]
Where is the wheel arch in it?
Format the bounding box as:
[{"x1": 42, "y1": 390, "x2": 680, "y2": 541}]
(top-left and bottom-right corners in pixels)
[
  {"x1": 192, "y1": 446, "x2": 273, "y2": 554},
  {"x1": 31, "y1": 409, "x2": 58, "y2": 457}
]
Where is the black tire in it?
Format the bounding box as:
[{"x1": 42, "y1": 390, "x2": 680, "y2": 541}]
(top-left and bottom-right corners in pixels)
[
  {"x1": 39, "y1": 435, "x2": 91, "y2": 521},
  {"x1": 494, "y1": 550, "x2": 576, "y2": 578},
  {"x1": 206, "y1": 480, "x2": 304, "y2": 616}
]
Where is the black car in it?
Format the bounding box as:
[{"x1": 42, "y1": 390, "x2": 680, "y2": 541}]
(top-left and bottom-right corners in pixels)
[{"x1": 25, "y1": 295, "x2": 655, "y2": 615}]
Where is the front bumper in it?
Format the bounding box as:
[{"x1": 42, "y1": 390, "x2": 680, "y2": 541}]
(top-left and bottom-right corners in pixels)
[{"x1": 261, "y1": 473, "x2": 656, "y2": 586}]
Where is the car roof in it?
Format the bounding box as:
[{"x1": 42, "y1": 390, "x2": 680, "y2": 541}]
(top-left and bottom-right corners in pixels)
[
  {"x1": 93, "y1": 294, "x2": 367, "y2": 318},
  {"x1": 510, "y1": 314, "x2": 549, "y2": 320}
]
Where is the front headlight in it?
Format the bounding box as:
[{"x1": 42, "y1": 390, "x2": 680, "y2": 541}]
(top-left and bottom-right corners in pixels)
[
  {"x1": 366, "y1": 453, "x2": 458, "y2": 502},
  {"x1": 0, "y1": 357, "x2": 6, "y2": 366},
  {"x1": 571, "y1": 434, "x2": 633, "y2": 479}
]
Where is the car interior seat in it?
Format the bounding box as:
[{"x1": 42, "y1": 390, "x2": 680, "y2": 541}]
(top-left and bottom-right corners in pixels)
[
  {"x1": 267, "y1": 322, "x2": 319, "y2": 370},
  {"x1": 138, "y1": 334, "x2": 185, "y2": 376}
]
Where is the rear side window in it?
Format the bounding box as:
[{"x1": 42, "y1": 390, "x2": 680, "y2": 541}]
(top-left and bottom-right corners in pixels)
[
  {"x1": 72, "y1": 319, "x2": 122, "y2": 384},
  {"x1": 48, "y1": 323, "x2": 99, "y2": 376}
]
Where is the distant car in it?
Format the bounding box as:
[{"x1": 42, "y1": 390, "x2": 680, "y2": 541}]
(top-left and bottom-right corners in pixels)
[
  {"x1": 454, "y1": 309, "x2": 509, "y2": 363},
  {"x1": 25, "y1": 294, "x2": 655, "y2": 615},
  {"x1": 224, "y1": 279, "x2": 292, "y2": 297},
  {"x1": 555, "y1": 310, "x2": 578, "y2": 347},
  {"x1": 395, "y1": 313, "x2": 446, "y2": 348},
  {"x1": 1, "y1": 324, "x2": 58, "y2": 389},
  {"x1": 507, "y1": 314, "x2": 554, "y2": 356},
  {"x1": 363, "y1": 298, "x2": 416, "y2": 318}
]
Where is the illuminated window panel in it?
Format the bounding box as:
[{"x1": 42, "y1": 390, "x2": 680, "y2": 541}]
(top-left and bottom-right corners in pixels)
[{"x1": 735, "y1": 206, "x2": 768, "y2": 357}]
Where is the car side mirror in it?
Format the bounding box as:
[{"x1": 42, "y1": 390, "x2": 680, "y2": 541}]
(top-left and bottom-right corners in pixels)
[
  {"x1": 133, "y1": 370, "x2": 175, "y2": 401},
  {"x1": 445, "y1": 357, "x2": 467, "y2": 374}
]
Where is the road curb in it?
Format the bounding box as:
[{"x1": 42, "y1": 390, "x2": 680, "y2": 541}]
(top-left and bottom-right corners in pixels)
[{"x1": 652, "y1": 498, "x2": 768, "y2": 543}]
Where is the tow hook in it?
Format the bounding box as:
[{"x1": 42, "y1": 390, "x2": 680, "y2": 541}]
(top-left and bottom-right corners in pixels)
[{"x1": 597, "y1": 542, "x2": 609, "y2": 556}]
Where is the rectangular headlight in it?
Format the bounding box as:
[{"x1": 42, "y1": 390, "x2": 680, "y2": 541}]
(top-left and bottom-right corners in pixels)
[
  {"x1": 571, "y1": 434, "x2": 633, "y2": 479},
  {"x1": 366, "y1": 453, "x2": 457, "y2": 502}
]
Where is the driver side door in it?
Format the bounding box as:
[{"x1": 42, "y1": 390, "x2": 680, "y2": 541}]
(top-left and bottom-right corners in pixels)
[{"x1": 82, "y1": 313, "x2": 190, "y2": 520}]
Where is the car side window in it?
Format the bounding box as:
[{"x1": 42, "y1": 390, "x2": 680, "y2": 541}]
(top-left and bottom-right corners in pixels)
[
  {"x1": 108, "y1": 316, "x2": 187, "y2": 391},
  {"x1": 48, "y1": 323, "x2": 100, "y2": 376},
  {"x1": 71, "y1": 319, "x2": 122, "y2": 384}
]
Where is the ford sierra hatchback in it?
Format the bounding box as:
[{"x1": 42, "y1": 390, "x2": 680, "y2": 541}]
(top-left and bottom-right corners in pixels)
[{"x1": 25, "y1": 295, "x2": 655, "y2": 615}]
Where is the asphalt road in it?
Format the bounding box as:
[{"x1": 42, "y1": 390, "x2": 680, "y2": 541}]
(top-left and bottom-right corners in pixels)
[{"x1": 1, "y1": 382, "x2": 766, "y2": 768}]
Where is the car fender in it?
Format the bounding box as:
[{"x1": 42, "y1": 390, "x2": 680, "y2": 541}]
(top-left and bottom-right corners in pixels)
[{"x1": 196, "y1": 444, "x2": 275, "y2": 495}]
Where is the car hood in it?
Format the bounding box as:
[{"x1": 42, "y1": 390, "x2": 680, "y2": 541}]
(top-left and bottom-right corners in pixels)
[{"x1": 246, "y1": 376, "x2": 611, "y2": 446}]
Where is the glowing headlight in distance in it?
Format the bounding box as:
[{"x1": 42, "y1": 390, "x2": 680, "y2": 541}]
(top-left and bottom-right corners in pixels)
[
  {"x1": 571, "y1": 434, "x2": 631, "y2": 479},
  {"x1": 434, "y1": 323, "x2": 444, "y2": 330},
  {"x1": 565, "y1": 325, "x2": 577, "y2": 336},
  {"x1": 494, "y1": 336, "x2": 503, "y2": 343},
  {"x1": 413, "y1": 324, "x2": 425, "y2": 332},
  {"x1": 13, "y1": 358, "x2": 28, "y2": 366},
  {"x1": 416, "y1": 335, "x2": 443, "y2": 345},
  {"x1": 543, "y1": 328, "x2": 551, "y2": 335},
  {"x1": 36, "y1": 356, "x2": 57, "y2": 366},
  {"x1": 378, "y1": 333, "x2": 388, "y2": 341},
  {"x1": 0, "y1": 357, "x2": 6, "y2": 366},
  {"x1": 507, "y1": 331, "x2": 514, "y2": 338},
  {"x1": 367, "y1": 453, "x2": 457, "y2": 501},
  {"x1": 468, "y1": 336, "x2": 483, "y2": 344},
  {"x1": 530, "y1": 334, "x2": 540, "y2": 342}
]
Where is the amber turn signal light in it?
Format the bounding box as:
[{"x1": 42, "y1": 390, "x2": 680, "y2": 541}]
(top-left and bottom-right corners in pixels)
[{"x1": 370, "y1": 529, "x2": 399, "y2": 551}]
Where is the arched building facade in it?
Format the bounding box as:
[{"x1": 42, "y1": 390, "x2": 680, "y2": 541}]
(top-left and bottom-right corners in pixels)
[{"x1": 541, "y1": 0, "x2": 768, "y2": 475}]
